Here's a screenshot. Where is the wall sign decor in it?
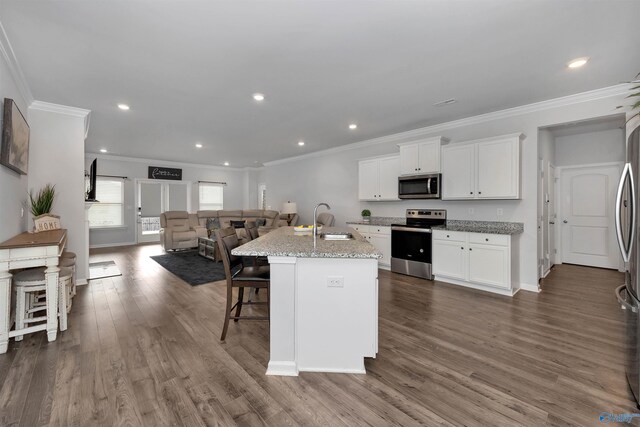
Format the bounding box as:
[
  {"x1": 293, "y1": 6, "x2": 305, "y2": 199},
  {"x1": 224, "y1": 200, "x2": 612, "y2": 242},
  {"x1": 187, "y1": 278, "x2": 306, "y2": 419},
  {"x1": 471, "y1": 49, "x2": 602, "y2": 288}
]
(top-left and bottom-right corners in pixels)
[
  {"x1": 148, "y1": 166, "x2": 182, "y2": 180},
  {"x1": 1, "y1": 98, "x2": 30, "y2": 175}
]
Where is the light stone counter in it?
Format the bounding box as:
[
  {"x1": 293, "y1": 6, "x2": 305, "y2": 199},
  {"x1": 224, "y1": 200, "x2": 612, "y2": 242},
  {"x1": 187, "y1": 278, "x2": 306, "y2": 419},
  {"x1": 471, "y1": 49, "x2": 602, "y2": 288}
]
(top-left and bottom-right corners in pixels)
[
  {"x1": 232, "y1": 226, "x2": 381, "y2": 259},
  {"x1": 433, "y1": 220, "x2": 524, "y2": 235},
  {"x1": 346, "y1": 217, "x2": 405, "y2": 227}
]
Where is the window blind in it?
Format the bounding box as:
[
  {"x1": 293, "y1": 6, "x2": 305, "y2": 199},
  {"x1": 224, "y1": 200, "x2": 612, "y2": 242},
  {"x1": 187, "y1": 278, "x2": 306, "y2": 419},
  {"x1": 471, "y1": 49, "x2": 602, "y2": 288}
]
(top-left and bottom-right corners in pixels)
[
  {"x1": 88, "y1": 178, "x2": 124, "y2": 227},
  {"x1": 199, "y1": 183, "x2": 224, "y2": 211}
]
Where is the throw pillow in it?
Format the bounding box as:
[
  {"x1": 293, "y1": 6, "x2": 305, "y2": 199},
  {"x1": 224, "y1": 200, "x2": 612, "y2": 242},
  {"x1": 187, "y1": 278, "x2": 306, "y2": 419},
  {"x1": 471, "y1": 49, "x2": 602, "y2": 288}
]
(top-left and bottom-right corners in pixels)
[
  {"x1": 206, "y1": 217, "x2": 220, "y2": 231},
  {"x1": 255, "y1": 218, "x2": 266, "y2": 227},
  {"x1": 231, "y1": 220, "x2": 246, "y2": 229}
]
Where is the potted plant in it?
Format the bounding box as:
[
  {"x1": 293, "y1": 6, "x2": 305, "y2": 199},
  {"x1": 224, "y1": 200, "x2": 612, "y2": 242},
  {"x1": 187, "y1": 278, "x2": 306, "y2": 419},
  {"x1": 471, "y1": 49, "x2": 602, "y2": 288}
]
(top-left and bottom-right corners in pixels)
[
  {"x1": 361, "y1": 209, "x2": 371, "y2": 223},
  {"x1": 29, "y1": 184, "x2": 60, "y2": 232}
]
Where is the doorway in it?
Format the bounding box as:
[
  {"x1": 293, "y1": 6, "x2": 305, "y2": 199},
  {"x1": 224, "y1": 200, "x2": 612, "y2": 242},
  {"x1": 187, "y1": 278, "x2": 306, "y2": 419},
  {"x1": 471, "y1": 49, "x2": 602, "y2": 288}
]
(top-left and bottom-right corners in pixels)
[
  {"x1": 559, "y1": 163, "x2": 622, "y2": 269},
  {"x1": 136, "y1": 180, "x2": 191, "y2": 243}
]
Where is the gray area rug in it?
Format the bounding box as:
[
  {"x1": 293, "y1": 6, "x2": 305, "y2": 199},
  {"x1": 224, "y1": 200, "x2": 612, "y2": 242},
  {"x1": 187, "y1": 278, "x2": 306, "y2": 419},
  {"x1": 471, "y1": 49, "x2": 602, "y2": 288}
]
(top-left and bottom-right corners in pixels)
[
  {"x1": 89, "y1": 260, "x2": 122, "y2": 280},
  {"x1": 150, "y1": 250, "x2": 226, "y2": 286}
]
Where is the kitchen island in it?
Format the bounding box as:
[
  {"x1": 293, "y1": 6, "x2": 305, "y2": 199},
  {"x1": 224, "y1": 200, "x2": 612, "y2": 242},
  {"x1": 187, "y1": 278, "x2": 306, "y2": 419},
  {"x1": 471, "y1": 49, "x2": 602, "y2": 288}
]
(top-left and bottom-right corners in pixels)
[{"x1": 232, "y1": 226, "x2": 381, "y2": 376}]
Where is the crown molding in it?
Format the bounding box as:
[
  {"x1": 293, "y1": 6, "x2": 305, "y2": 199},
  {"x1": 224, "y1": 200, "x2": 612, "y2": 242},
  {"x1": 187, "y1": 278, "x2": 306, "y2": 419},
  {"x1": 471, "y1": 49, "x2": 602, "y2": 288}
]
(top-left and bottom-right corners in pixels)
[
  {"x1": 30, "y1": 100, "x2": 90, "y2": 118},
  {"x1": 264, "y1": 84, "x2": 630, "y2": 167},
  {"x1": 86, "y1": 152, "x2": 248, "y2": 172},
  {"x1": 0, "y1": 20, "x2": 34, "y2": 105}
]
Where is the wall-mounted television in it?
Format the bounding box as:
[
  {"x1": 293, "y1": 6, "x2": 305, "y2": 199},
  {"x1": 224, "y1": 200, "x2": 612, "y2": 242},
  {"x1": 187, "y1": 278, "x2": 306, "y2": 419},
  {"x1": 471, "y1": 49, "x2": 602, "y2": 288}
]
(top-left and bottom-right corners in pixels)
[{"x1": 86, "y1": 158, "x2": 97, "y2": 201}]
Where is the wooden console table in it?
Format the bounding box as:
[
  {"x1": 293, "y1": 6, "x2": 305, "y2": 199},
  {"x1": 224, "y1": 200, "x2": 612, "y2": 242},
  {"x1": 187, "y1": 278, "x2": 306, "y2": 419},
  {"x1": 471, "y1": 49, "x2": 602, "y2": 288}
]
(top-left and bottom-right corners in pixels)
[{"x1": 0, "y1": 229, "x2": 67, "y2": 353}]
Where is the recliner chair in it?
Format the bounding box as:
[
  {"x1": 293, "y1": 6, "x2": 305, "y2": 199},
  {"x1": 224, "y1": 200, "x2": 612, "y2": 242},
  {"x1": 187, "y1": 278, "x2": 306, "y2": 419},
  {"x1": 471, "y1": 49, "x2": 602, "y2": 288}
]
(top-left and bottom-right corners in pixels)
[{"x1": 159, "y1": 211, "x2": 199, "y2": 250}]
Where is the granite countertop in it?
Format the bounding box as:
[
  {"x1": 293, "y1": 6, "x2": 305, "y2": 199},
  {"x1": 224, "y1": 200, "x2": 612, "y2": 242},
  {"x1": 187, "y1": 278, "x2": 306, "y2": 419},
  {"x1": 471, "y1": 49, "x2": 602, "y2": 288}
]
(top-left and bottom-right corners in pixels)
[
  {"x1": 433, "y1": 220, "x2": 524, "y2": 235},
  {"x1": 231, "y1": 226, "x2": 382, "y2": 259},
  {"x1": 346, "y1": 217, "x2": 405, "y2": 226}
]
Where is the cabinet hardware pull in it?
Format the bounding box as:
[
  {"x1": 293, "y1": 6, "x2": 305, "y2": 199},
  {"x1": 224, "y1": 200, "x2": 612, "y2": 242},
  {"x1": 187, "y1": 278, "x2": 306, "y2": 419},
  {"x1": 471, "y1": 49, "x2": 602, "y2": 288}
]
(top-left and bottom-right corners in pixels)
[
  {"x1": 461, "y1": 247, "x2": 464, "y2": 250},
  {"x1": 447, "y1": 234, "x2": 450, "y2": 238},
  {"x1": 485, "y1": 238, "x2": 489, "y2": 241},
  {"x1": 470, "y1": 191, "x2": 473, "y2": 194},
  {"x1": 469, "y1": 248, "x2": 473, "y2": 251}
]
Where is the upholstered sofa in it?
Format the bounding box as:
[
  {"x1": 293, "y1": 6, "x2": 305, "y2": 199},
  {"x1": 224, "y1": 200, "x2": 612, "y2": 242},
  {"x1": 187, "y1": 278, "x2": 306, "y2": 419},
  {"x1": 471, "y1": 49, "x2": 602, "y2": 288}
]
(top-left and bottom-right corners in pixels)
[
  {"x1": 192, "y1": 209, "x2": 281, "y2": 243},
  {"x1": 160, "y1": 209, "x2": 283, "y2": 251}
]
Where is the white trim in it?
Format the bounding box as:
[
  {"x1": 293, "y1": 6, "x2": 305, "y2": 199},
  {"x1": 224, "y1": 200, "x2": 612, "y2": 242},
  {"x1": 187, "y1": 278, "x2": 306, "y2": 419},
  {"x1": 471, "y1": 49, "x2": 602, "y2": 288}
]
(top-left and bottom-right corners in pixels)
[
  {"x1": 299, "y1": 367, "x2": 366, "y2": 374},
  {"x1": 89, "y1": 241, "x2": 137, "y2": 249},
  {"x1": 0, "y1": 21, "x2": 34, "y2": 105},
  {"x1": 266, "y1": 361, "x2": 299, "y2": 376},
  {"x1": 75, "y1": 279, "x2": 88, "y2": 286},
  {"x1": 435, "y1": 276, "x2": 519, "y2": 297},
  {"x1": 86, "y1": 152, "x2": 247, "y2": 172},
  {"x1": 265, "y1": 84, "x2": 630, "y2": 167},
  {"x1": 90, "y1": 226, "x2": 128, "y2": 231},
  {"x1": 30, "y1": 100, "x2": 90, "y2": 118},
  {"x1": 520, "y1": 282, "x2": 541, "y2": 293},
  {"x1": 556, "y1": 161, "x2": 624, "y2": 171},
  {"x1": 358, "y1": 153, "x2": 400, "y2": 162}
]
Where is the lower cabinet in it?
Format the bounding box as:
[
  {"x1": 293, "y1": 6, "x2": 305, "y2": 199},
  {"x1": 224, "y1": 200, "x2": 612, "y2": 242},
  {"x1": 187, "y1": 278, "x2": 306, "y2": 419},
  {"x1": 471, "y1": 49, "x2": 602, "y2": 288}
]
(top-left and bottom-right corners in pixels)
[
  {"x1": 350, "y1": 224, "x2": 391, "y2": 268},
  {"x1": 432, "y1": 229, "x2": 517, "y2": 295}
]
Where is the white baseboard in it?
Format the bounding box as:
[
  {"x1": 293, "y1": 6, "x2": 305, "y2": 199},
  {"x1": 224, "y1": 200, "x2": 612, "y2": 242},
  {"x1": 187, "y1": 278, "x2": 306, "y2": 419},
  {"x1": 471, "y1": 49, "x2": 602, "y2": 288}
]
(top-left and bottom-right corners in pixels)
[
  {"x1": 89, "y1": 241, "x2": 137, "y2": 249},
  {"x1": 520, "y1": 282, "x2": 541, "y2": 293},
  {"x1": 266, "y1": 361, "x2": 299, "y2": 376},
  {"x1": 378, "y1": 264, "x2": 390, "y2": 271},
  {"x1": 299, "y1": 366, "x2": 366, "y2": 374},
  {"x1": 434, "y1": 275, "x2": 518, "y2": 297},
  {"x1": 76, "y1": 278, "x2": 88, "y2": 286}
]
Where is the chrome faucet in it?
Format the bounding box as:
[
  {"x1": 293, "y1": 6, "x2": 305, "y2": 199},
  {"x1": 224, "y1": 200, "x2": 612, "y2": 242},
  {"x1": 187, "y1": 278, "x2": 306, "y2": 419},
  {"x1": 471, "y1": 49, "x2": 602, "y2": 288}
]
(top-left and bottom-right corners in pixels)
[{"x1": 313, "y1": 202, "x2": 331, "y2": 249}]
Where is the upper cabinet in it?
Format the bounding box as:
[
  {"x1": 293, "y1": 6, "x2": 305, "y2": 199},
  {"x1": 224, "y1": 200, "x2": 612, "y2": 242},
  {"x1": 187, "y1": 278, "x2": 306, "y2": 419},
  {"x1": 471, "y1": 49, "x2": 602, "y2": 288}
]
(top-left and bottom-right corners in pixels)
[
  {"x1": 358, "y1": 155, "x2": 400, "y2": 201},
  {"x1": 398, "y1": 136, "x2": 448, "y2": 175},
  {"x1": 441, "y1": 133, "x2": 523, "y2": 200}
]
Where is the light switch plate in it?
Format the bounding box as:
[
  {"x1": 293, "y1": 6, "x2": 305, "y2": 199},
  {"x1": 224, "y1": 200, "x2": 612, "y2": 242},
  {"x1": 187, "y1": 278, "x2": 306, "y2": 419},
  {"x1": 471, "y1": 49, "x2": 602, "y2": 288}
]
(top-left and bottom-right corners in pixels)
[{"x1": 497, "y1": 208, "x2": 504, "y2": 216}]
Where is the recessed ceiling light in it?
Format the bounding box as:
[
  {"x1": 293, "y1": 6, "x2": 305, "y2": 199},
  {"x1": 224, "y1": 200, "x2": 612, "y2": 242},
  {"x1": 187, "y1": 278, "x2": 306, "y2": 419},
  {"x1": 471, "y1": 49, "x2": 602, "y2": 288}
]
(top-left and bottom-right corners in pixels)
[
  {"x1": 567, "y1": 57, "x2": 589, "y2": 69},
  {"x1": 100, "y1": 148, "x2": 107, "y2": 153},
  {"x1": 253, "y1": 93, "x2": 265, "y2": 101},
  {"x1": 224, "y1": 161, "x2": 229, "y2": 166},
  {"x1": 195, "y1": 143, "x2": 203, "y2": 148},
  {"x1": 349, "y1": 123, "x2": 358, "y2": 130},
  {"x1": 117, "y1": 104, "x2": 130, "y2": 110},
  {"x1": 298, "y1": 141, "x2": 305, "y2": 146}
]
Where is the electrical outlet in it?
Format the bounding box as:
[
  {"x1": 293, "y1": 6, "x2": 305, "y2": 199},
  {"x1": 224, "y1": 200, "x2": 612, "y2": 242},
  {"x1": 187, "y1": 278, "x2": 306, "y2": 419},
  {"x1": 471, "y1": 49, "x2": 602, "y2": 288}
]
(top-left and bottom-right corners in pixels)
[
  {"x1": 327, "y1": 276, "x2": 344, "y2": 288},
  {"x1": 468, "y1": 208, "x2": 475, "y2": 215},
  {"x1": 497, "y1": 208, "x2": 503, "y2": 217}
]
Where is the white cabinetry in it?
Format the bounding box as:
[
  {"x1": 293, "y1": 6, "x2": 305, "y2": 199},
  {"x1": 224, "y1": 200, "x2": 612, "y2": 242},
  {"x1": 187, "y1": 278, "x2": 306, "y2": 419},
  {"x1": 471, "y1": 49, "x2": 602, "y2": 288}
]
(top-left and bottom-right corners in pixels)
[
  {"x1": 432, "y1": 229, "x2": 518, "y2": 295},
  {"x1": 358, "y1": 155, "x2": 400, "y2": 201},
  {"x1": 441, "y1": 133, "x2": 522, "y2": 200},
  {"x1": 398, "y1": 136, "x2": 447, "y2": 175},
  {"x1": 351, "y1": 224, "x2": 391, "y2": 268}
]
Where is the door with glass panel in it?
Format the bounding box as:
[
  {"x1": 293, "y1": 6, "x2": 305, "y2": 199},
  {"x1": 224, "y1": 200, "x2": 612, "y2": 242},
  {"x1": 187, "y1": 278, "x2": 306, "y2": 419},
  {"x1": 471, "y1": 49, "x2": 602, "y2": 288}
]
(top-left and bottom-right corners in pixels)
[{"x1": 136, "y1": 180, "x2": 191, "y2": 243}]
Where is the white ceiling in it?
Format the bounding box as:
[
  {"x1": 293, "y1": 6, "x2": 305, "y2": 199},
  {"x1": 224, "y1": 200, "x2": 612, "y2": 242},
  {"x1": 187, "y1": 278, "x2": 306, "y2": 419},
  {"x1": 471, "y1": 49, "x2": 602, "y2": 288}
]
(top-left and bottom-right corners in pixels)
[{"x1": 1, "y1": 0, "x2": 639, "y2": 167}]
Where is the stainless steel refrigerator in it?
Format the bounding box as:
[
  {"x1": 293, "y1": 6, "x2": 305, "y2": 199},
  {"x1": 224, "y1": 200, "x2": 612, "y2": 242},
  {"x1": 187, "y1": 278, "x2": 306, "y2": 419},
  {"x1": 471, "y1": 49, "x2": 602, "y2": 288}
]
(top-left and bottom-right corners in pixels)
[{"x1": 616, "y1": 115, "x2": 640, "y2": 407}]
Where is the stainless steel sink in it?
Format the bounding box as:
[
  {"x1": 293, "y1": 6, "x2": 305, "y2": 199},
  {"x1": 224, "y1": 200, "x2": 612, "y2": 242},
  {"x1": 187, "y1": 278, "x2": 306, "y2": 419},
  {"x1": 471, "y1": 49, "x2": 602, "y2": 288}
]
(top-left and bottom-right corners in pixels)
[{"x1": 321, "y1": 232, "x2": 354, "y2": 240}]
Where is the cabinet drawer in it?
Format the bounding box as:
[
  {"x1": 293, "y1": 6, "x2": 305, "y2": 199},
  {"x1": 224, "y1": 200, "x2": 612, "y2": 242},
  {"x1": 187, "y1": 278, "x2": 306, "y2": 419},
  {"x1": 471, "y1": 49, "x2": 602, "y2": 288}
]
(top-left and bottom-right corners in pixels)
[
  {"x1": 351, "y1": 225, "x2": 372, "y2": 234},
  {"x1": 433, "y1": 230, "x2": 466, "y2": 242},
  {"x1": 468, "y1": 232, "x2": 509, "y2": 246},
  {"x1": 368, "y1": 226, "x2": 391, "y2": 236}
]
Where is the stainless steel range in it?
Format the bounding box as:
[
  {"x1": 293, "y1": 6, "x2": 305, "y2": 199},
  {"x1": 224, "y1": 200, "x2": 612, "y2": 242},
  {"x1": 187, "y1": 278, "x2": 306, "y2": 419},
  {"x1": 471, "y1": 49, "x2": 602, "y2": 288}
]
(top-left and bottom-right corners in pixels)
[{"x1": 390, "y1": 209, "x2": 446, "y2": 280}]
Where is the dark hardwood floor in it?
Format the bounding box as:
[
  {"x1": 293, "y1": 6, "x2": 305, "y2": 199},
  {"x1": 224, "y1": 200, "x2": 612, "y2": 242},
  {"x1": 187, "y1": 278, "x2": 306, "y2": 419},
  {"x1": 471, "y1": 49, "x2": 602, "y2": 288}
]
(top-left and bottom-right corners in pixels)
[{"x1": 0, "y1": 244, "x2": 637, "y2": 426}]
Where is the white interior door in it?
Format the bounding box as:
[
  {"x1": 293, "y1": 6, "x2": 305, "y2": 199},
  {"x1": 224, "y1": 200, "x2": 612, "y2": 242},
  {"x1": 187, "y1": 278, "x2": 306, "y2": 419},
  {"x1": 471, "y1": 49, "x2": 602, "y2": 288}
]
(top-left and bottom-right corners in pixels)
[
  {"x1": 138, "y1": 181, "x2": 162, "y2": 243},
  {"x1": 560, "y1": 164, "x2": 622, "y2": 269}
]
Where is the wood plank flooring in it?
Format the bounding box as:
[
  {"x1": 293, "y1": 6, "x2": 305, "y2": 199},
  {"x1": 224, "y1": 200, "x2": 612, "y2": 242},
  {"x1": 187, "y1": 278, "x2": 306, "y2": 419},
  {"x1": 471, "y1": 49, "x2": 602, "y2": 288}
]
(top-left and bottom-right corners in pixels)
[{"x1": 0, "y1": 244, "x2": 637, "y2": 426}]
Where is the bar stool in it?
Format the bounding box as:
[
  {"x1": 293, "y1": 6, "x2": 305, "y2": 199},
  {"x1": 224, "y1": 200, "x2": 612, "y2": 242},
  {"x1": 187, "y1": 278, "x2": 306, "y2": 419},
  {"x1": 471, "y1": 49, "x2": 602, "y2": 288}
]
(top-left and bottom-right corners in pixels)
[
  {"x1": 60, "y1": 251, "x2": 77, "y2": 297},
  {"x1": 59, "y1": 256, "x2": 76, "y2": 303},
  {"x1": 13, "y1": 267, "x2": 71, "y2": 341}
]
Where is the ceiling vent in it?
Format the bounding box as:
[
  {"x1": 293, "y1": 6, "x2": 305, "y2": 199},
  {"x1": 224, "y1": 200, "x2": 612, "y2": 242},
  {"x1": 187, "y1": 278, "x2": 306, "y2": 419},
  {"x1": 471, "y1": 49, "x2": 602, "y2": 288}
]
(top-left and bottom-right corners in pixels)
[{"x1": 433, "y1": 98, "x2": 457, "y2": 107}]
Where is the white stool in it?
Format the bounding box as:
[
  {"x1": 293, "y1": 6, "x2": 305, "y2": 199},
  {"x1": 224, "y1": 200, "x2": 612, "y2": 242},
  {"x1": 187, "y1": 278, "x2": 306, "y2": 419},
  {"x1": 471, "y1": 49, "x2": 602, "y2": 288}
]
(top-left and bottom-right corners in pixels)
[
  {"x1": 59, "y1": 256, "x2": 76, "y2": 302},
  {"x1": 61, "y1": 251, "x2": 76, "y2": 260},
  {"x1": 13, "y1": 267, "x2": 72, "y2": 341}
]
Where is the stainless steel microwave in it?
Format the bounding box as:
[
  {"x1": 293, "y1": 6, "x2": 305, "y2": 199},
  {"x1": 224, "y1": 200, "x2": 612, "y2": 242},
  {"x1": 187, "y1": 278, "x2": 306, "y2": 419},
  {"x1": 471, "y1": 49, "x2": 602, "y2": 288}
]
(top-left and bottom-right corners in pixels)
[{"x1": 398, "y1": 173, "x2": 441, "y2": 199}]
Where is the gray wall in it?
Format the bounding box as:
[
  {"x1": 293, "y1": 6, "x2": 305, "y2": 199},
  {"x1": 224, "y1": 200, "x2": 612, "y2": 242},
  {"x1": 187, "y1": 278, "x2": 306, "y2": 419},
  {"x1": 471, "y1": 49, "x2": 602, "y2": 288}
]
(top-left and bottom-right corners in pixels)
[
  {"x1": 87, "y1": 155, "x2": 250, "y2": 247},
  {"x1": 555, "y1": 128, "x2": 625, "y2": 166},
  {"x1": 265, "y1": 93, "x2": 629, "y2": 290},
  {"x1": 0, "y1": 50, "x2": 29, "y2": 242}
]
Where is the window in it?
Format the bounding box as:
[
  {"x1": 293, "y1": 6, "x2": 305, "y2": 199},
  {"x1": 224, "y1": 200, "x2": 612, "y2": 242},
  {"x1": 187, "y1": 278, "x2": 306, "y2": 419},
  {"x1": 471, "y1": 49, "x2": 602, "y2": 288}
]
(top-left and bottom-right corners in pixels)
[
  {"x1": 199, "y1": 183, "x2": 223, "y2": 210},
  {"x1": 88, "y1": 178, "x2": 124, "y2": 227},
  {"x1": 258, "y1": 183, "x2": 267, "y2": 210}
]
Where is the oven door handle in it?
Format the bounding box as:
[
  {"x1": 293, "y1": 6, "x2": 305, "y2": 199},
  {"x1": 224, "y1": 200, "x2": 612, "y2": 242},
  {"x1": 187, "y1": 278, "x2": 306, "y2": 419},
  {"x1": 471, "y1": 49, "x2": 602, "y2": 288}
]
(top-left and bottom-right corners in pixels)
[{"x1": 391, "y1": 226, "x2": 432, "y2": 233}]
